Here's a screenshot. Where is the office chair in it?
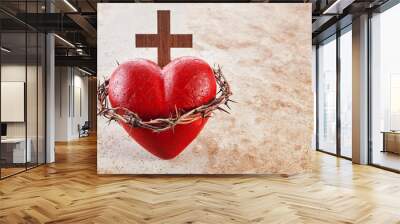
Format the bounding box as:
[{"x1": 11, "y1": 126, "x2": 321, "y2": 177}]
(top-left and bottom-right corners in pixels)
[{"x1": 79, "y1": 121, "x2": 90, "y2": 138}]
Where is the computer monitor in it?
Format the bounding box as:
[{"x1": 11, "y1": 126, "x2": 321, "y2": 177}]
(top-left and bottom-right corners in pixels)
[{"x1": 1, "y1": 123, "x2": 7, "y2": 137}]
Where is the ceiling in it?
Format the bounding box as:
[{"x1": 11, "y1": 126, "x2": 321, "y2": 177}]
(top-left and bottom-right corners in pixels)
[{"x1": 0, "y1": 0, "x2": 391, "y2": 73}]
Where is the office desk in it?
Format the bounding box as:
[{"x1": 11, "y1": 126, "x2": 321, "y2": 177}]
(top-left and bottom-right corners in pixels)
[
  {"x1": 1, "y1": 138, "x2": 31, "y2": 163},
  {"x1": 382, "y1": 131, "x2": 400, "y2": 154}
]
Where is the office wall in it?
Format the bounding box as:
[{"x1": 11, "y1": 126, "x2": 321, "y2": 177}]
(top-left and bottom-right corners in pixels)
[
  {"x1": 54, "y1": 67, "x2": 89, "y2": 141},
  {"x1": 97, "y1": 3, "x2": 313, "y2": 174},
  {"x1": 1, "y1": 62, "x2": 46, "y2": 169},
  {"x1": 54, "y1": 67, "x2": 69, "y2": 141},
  {"x1": 72, "y1": 72, "x2": 89, "y2": 138},
  {"x1": 1, "y1": 64, "x2": 42, "y2": 139}
]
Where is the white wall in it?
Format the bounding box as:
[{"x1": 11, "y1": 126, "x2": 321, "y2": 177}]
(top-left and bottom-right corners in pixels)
[
  {"x1": 71, "y1": 72, "x2": 89, "y2": 139},
  {"x1": 1, "y1": 65, "x2": 40, "y2": 137},
  {"x1": 1, "y1": 64, "x2": 28, "y2": 141},
  {"x1": 54, "y1": 67, "x2": 89, "y2": 141},
  {"x1": 1, "y1": 63, "x2": 46, "y2": 164},
  {"x1": 55, "y1": 66, "x2": 69, "y2": 141}
]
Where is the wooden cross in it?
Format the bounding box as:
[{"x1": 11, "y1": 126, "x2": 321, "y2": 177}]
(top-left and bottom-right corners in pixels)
[{"x1": 135, "y1": 10, "x2": 193, "y2": 67}]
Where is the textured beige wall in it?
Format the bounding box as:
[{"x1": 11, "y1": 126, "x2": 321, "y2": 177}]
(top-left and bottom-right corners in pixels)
[{"x1": 97, "y1": 3, "x2": 313, "y2": 174}]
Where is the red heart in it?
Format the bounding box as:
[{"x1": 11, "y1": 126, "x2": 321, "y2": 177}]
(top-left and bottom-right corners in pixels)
[{"x1": 108, "y1": 57, "x2": 217, "y2": 159}]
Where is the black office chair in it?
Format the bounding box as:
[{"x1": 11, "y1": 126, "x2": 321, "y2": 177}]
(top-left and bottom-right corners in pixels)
[{"x1": 78, "y1": 121, "x2": 90, "y2": 138}]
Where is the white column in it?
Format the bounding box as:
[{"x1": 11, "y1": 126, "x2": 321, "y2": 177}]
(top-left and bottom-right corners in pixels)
[
  {"x1": 352, "y1": 14, "x2": 369, "y2": 164},
  {"x1": 46, "y1": 32, "x2": 55, "y2": 164}
]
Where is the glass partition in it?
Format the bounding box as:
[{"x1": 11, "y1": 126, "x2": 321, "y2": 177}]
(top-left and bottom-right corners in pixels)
[
  {"x1": 28, "y1": 0, "x2": 39, "y2": 168},
  {"x1": 316, "y1": 26, "x2": 353, "y2": 160},
  {"x1": 27, "y1": 31, "x2": 38, "y2": 169},
  {"x1": 0, "y1": 1, "x2": 46, "y2": 179},
  {"x1": 1, "y1": 31, "x2": 28, "y2": 177},
  {"x1": 38, "y1": 32, "x2": 45, "y2": 165}
]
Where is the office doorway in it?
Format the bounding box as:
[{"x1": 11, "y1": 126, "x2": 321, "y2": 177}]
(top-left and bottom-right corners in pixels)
[{"x1": 54, "y1": 66, "x2": 96, "y2": 146}]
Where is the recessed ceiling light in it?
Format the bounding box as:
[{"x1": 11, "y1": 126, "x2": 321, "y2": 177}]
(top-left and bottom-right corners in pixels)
[
  {"x1": 54, "y1": 34, "x2": 75, "y2": 48},
  {"x1": 1, "y1": 47, "x2": 11, "y2": 53},
  {"x1": 78, "y1": 67, "x2": 93, "y2": 76},
  {"x1": 63, "y1": 0, "x2": 78, "y2": 12},
  {"x1": 323, "y1": 0, "x2": 355, "y2": 15}
]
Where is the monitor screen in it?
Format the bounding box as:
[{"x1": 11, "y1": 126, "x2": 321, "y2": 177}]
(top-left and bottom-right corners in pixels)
[{"x1": 1, "y1": 123, "x2": 7, "y2": 137}]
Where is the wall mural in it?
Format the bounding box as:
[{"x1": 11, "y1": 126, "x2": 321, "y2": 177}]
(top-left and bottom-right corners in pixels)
[{"x1": 97, "y1": 3, "x2": 313, "y2": 174}]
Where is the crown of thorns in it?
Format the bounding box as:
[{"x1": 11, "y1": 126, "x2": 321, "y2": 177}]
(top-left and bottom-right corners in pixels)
[{"x1": 97, "y1": 66, "x2": 234, "y2": 132}]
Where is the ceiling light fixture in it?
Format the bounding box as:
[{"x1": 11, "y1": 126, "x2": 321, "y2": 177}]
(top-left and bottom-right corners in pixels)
[
  {"x1": 63, "y1": 0, "x2": 78, "y2": 12},
  {"x1": 76, "y1": 48, "x2": 84, "y2": 55},
  {"x1": 78, "y1": 67, "x2": 93, "y2": 76},
  {"x1": 1, "y1": 47, "x2": 11, "y2": 53},
  {"x1": 54, "y1": 34, "x2": 75, "y2": 48},
  {"x1": 322, "y1": 0, "x2": 355, "y2": 14}
]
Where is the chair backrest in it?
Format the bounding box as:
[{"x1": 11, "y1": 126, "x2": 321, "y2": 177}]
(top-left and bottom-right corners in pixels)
[{"x1": 82, "y1": 121, "x2": 90, "y2": 129}]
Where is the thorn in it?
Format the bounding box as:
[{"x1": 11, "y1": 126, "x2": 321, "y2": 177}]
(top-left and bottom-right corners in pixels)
[
  {"x1": 228, "y1": 99, "x2": 238, "y2": 103},
  {"x1": 225, "y1": 102, "x2": 231, "y2": 110},
  {"x1": 217, "y1": 106, "x2": 230, "y2": 114},
  {"x1": 116, "y1": 60, "x2": 120, "y2": 66}
]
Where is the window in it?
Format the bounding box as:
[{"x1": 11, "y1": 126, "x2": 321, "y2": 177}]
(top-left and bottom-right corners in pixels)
[
  {"x1": 339, "y1": 27, "x2": 352, "y2": 158},
  {"x1": 317, "y1": 36, "x2": 337, "y2": 154},
  {"x1": 370, "y1": 3, "x2": 400, "y2": 171},
  {"x1": 316, "y1": 26, "x2": 353, "y2": 159}
]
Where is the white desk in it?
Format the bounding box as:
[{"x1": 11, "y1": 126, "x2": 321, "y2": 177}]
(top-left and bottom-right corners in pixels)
[{"x1": 1, "y1": 138, "x2": 31, "y2": 163}]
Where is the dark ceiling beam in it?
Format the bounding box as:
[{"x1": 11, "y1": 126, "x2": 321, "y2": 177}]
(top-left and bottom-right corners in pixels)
[
  {"x1": 0, "y1": 8, "x2": 37, "y2": 31},
  {"x1": 13, "y1": 13, "x2": 83, "y2": 32},
  {"x1": 312, "y1": 0, "x2": 391, "y2": 42},
  {"x1": 312, "y1": 14, "x2": 352, "y2": 44},
  {"x1": 55, "y1": 55, "x2": 96, "y2": 71},
  {"x1": 323, "y1": 0, "x2": 356, "y2": 14},
  {"x1": 86, "y1": 0, "x2": 97, "y2": 12},
  {"x1": 312, "y1": 0, "x2": 354, "y2": 42},
  {"x1": 56, "y1": 0, "x2": 97, "y2": 40},
  {"x1": 56, "y1": 47, "x2": 97, "y2": 57},
  {"x1": 312, "y1": 15, "x2": 335, "y2": 33},
  {"x1": 0, "y1": 18, "x2": 27, "y2": 31},
  {"x1": 67, "y1": 13, "x2": 97, "y2": 42}
]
